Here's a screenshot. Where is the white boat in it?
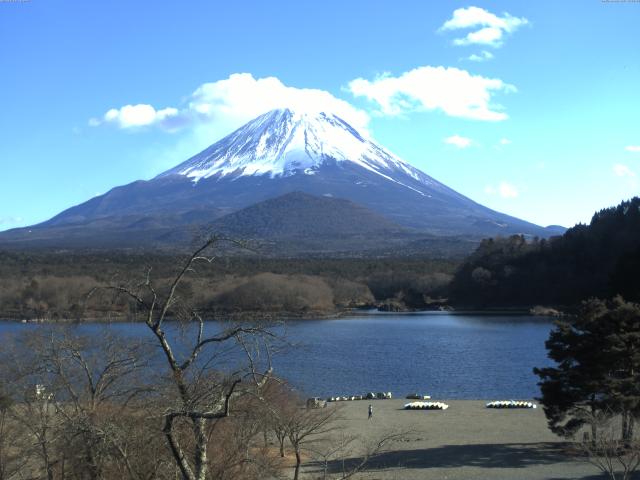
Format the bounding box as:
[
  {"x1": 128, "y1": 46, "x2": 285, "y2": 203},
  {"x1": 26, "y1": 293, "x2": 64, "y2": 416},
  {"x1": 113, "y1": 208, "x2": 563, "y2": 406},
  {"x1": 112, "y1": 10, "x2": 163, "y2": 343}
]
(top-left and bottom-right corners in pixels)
[
  {"x1": 486, "y1": 400, "x2": 536, "y2": 409},
  {"x1": 404, "y1": 401, "x2": 449, "y2": 410}
]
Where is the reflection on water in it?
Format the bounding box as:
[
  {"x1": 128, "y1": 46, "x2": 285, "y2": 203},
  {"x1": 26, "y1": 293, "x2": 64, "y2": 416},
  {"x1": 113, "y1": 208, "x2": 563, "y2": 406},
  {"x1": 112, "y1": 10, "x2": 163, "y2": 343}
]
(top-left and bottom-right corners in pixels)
[{"x1": 0, "y1": 313, "x2": 554, "y2": 399}]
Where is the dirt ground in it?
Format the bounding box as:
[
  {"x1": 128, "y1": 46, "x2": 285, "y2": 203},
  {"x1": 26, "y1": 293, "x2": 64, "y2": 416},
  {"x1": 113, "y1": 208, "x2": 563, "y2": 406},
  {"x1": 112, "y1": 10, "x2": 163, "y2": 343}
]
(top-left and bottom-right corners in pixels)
[{"x1": 301, "y1": 399, "x2": 607, "y2": 480}]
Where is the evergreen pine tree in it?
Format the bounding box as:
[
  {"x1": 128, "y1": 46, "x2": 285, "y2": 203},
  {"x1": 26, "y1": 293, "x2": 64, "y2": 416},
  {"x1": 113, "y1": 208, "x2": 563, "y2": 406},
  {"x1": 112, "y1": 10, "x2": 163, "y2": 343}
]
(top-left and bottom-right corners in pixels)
[{"x1": 534, "y1": 297, "x2": 640, "y2": 442}]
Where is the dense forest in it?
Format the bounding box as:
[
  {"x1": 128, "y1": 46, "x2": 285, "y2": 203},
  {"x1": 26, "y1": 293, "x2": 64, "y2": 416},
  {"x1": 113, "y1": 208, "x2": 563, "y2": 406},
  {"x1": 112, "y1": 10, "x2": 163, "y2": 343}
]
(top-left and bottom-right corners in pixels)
[
  {"x1": 0, "y1": 252, "x2": 456, "y2": 320},
  {"x1": 449, "y1": 197, "x2": 640, "y2": 309}
]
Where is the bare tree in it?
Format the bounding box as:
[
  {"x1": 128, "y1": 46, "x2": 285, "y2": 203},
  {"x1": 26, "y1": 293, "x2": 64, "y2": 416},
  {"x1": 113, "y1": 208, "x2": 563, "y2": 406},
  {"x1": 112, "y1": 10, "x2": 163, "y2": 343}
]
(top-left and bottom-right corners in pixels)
[
  {"x1": 0, "y1": 237, "x2": 287, "y2": 480},
  {"x1": 44, "y1": 332, "x2": 154, "y2": 479},
  {"x1": 0, "y1": 390, "x2": 29, "y2": 480},
  {"x1": 15, "y1": 387, "x2": 60, "y2": 480},
  {"x1": 93, "y1": 236, "x2": 276, "y2": 480},
  {"x1": 0, "y1": 333, "x2": 64, "y2": 480},
  {"x1": 578, "y1": 410, "x2": 640, "y2": 480},
  {"x1": 260, "y1": 379, "x2": 296, "y2": 459},
  {"x1": 0, "y1": 328, "x2": 163, "y2": 480},
  {"x1": 202, "y1": 396, "x2": 285, "y2": 480},
  {"x1": 285, "y1": 402, "x2": 340, "y2": 480}
]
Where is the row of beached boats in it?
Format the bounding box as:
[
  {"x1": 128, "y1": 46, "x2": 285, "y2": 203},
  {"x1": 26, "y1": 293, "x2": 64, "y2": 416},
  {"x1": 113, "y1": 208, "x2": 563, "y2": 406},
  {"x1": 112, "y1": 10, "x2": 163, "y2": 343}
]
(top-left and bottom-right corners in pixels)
[
  {"x1": 486, "y1": 400, "x2": 537, "y2": 409},
  {"x1": 404, "y1": 401, "x2": 449, "y2": 410},
  {"x1": 404, "y1": 400, "x2": 538, "y2": 411},
  {"x1": 326, "y1": 392, "x2": 393, "y2": 402},
  {"x1": 314, "y1": 394, "x2": 537, "y2": 411},
  {"x1": 326, "y1": 392, "x2": 435, "y2": 402}
]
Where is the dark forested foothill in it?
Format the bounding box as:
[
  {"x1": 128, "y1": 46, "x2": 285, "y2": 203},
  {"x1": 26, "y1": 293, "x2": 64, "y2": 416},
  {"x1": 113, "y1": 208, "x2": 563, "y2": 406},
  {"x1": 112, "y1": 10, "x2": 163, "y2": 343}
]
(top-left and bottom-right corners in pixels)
[{"x1": 449, "y1": 197, "x2": 640, "y2": 309}]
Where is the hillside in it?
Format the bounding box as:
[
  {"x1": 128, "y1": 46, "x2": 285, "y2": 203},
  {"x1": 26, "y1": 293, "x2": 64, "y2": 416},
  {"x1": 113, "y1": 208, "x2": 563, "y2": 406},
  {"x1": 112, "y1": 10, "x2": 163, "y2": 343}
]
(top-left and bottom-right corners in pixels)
[
  {"x1": 449, "y1": 197, "x2": 640, "y2": 308},
  {"x1": 202, "y1": 191, "x2": 436, "y2": 255},
  {"x1": 211, "y1": 191, "x2": 406, "y2": 238}
]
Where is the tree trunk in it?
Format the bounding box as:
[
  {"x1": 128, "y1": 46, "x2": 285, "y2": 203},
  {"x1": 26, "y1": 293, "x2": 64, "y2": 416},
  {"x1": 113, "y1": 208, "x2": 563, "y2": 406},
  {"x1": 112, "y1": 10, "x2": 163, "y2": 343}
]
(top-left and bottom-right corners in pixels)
[
  {"x1": 40, "y1": 440, "x2": 54, "y2": 480},
  {"x1": 164, "y1": 420, "x2": 196, "y2": 480},
  {"x1": 193, "y1": 418, "x2": 209, "y2": 480},
  {"x1": 293, "y1": 447, "x2": 301, "y2": 480},
  {"x1": 621, "y1": 411, "x2": 635, "y2": 444},
  {"x1": 591, "y1": 404, "x2": 598, "y2": 445}
]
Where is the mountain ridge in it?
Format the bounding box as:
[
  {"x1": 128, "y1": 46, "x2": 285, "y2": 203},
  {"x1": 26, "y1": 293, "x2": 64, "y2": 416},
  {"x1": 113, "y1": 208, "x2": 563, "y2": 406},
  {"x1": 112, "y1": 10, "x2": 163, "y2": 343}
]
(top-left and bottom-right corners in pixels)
[{"x1": 0, "y1": 108, "x2": 564, "y2": 253}]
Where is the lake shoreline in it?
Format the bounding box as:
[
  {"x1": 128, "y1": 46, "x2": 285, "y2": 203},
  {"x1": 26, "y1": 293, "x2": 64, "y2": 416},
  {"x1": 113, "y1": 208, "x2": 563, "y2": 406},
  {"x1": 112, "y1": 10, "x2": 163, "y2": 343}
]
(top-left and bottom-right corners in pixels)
[{"x1": 0, "y1": 306, "x2": 557, "y2": 324}]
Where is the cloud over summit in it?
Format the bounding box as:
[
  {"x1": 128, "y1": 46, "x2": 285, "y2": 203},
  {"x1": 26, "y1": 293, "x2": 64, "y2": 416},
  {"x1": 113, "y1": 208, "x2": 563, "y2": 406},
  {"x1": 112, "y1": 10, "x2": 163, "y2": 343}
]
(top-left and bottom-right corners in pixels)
[
  {"x1": 91, "y1": 73, "x2": 370, "y2": 135},
  {"x1": 91, "y1": 66, "x2": 517, "y2": 141}
]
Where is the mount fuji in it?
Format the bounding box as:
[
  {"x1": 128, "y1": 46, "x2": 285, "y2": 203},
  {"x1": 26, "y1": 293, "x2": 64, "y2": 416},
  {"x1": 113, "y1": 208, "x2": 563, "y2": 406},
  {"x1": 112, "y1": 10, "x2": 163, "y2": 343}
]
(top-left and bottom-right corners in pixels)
[{"x1": 0, "y1": 108, "x2": 563, "y2": 253}]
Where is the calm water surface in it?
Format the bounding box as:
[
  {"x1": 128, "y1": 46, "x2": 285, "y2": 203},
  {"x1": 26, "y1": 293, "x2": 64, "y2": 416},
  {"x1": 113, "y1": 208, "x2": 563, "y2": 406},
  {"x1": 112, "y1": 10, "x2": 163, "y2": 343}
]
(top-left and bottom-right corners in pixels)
[{"x1": 0, "y1": 313, "x2": 555, "y2": 400}]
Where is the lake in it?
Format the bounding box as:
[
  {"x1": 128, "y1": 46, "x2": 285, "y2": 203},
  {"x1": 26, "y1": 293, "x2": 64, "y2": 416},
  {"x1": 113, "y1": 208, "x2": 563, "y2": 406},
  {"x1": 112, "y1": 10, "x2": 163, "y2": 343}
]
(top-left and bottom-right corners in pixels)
[{"x1": 0, "y1": 312, "x2": 555, "y2": 400}]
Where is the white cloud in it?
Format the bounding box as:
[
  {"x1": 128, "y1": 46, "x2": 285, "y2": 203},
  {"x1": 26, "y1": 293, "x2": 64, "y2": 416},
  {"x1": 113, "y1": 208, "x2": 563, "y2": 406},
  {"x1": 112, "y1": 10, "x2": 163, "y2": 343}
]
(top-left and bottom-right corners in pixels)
[
  {"x1": 188, "y1": 73, "x2": 370, "y2": 133},
  {"x1": 625, "y1": 145, "x2": 640, "y2": 152},
  {"x1": 442, "y1": 6, "x2": 516, "y2": 30},
  {"x1": 467, "y1": 50, "x2": 494, "y2": 62},
  {"x1": 613, "y1": 163, "x2": 636, "y2": 177},
  {"x1": 444, "y1": 135, "x2": 472, "y2": 149},
  {"x1": 91, "y1": 73, "x2": 370, "y2": 135},
  {"x1": 95, "y1": 104, "x2": 180, "y2": 129},
  {"x1": 485, "y1": 181, "x2": 519, "y2": 198},
  {"x1": 441, "y1": 6, "x2": 528, "y2": 48},
  {"x1": 499, "y1": 138, "x2": 511, "y2": 145},
  {"x1": 348, "y1": 66, "x2": 515, "y2": 121},
  {"x1": 455, "y1": 27, "x2": 503, "y2": 47}
]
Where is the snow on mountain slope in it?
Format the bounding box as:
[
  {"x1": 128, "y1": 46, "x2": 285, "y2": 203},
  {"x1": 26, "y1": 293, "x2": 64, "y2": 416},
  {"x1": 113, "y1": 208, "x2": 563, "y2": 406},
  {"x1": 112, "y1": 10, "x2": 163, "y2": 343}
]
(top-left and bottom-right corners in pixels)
[
  {"x1": 158, "y1": 109, "x2": 439, "y2": 196},
  {"x1": 0, "y1": 106, "x2": 559, "y2": 251}
]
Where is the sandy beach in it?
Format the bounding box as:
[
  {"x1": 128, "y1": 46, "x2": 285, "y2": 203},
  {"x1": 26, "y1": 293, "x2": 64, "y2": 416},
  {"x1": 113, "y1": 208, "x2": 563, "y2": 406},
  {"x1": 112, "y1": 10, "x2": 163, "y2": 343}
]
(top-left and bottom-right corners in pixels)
[{"x1": 303, "y1": 399, "x2": 603, "y2": 480}]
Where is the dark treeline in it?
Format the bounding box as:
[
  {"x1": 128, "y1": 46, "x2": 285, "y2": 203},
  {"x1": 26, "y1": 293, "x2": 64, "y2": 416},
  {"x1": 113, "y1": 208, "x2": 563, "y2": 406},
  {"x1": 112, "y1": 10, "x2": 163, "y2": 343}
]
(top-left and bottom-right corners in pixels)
[
  {"x1": 0, "y1": 252, "x2": 457, "y2": 320},
  {"x1": 449, "y1": 197, "x2": 640, "y2": 309}
]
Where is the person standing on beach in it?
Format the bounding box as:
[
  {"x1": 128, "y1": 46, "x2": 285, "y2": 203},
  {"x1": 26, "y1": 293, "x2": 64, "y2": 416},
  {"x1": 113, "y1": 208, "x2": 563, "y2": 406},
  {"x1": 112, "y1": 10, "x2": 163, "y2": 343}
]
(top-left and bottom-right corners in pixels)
[{"x1": 368, "y1": 404, "x2": 373, "y2": 420}]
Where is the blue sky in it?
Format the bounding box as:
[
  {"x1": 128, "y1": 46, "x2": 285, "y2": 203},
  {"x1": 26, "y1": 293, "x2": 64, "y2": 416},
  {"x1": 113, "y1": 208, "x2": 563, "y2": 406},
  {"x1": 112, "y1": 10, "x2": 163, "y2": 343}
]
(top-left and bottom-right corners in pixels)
[{"x1": 1, "y1": 0, "x2": 639, "y2": 231}]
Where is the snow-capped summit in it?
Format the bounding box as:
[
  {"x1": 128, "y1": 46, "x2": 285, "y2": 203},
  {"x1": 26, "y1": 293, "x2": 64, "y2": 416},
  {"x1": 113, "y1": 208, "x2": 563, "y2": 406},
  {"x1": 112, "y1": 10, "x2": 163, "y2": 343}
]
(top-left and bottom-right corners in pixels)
[
  {"x1": 1, "y1": 107, "x2": 561, "y2": 251},
  {"x1": 159, "y1": 109, "x2": 433, "y2": 193}
]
